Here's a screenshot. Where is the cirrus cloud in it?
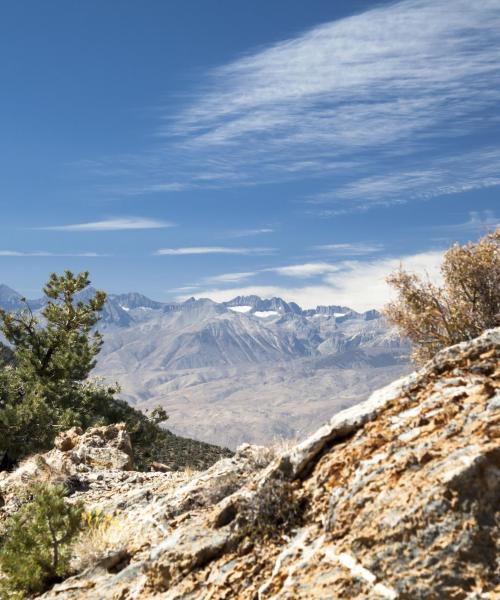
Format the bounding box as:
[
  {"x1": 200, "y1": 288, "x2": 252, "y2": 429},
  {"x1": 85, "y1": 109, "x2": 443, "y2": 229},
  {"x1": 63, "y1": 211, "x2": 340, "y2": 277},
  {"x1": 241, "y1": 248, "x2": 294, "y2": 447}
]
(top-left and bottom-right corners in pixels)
[
  {"x1": 155, "y1": 246, "x2": 275, "y2": 256},
  {"x1": 162, "y1": 0, "x2": 500, "y2": 208},
  {"x1": 39, "y1": 217, "x2": 174, "y2": 232}
]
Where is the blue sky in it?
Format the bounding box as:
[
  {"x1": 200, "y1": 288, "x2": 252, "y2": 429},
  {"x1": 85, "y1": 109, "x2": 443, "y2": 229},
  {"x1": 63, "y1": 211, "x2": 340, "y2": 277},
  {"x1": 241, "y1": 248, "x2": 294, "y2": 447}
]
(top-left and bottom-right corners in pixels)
[{"x1": 1, "y1": 0, "x2": 498, "y2": 310}]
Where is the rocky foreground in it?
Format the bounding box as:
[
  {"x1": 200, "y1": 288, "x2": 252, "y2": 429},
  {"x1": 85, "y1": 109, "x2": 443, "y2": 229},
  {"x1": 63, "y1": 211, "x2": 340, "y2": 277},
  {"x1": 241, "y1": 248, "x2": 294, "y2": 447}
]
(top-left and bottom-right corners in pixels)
[{"x1": 1, "y1": 329, "x2": 499, "y2": 599}]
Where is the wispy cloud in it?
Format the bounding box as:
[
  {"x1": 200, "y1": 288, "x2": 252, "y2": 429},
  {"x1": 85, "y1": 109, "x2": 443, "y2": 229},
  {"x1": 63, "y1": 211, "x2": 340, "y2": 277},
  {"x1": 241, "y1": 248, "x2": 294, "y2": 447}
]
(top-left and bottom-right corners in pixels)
[
  {"x1": 229, "y1": 228, "x2": 275, "y2": 238},
  {"x1": 309, "y1": 149, "x2": 500, "y2": 213},
  {"x1": 435, "y1": 210, "x2": 498, "y2": 236},
  {"x1": 160, "y1": 0, "x2": 500, "y2": 202},
  {"x1": 203, "y1": 271, "x2": 257, "y2": 284},
  {"x1": 188, "y1": 262, "x2": 344, "y2": 286},
  {"x1": 183, "y1": 254, "x2": 380, "y2": 287},
  {"x1": 182, "y1": 250, "x2": 445, "y2": 311},
  {"x1": 169, "y1": 285, "x2": 200, "y2": 293},
  {"x1": 134, "y1": 183, "x2": 189, "y2": 194},
  {"x1": 39, "y1": 217, "x2": 174, "y2": 231},
  {"x1": 269, "y1": 262, "x2": 340, "y2": 278},
  {"x1": 0, "y1": 251, "x2": 108, "y2": 257},
  {"x1": 314, "y1": 243, "x2": 383, "y2": 255},
  {"x1": 155, "y1": 246, "x2": 274, "y2": 256},
  {"x1": 72, "y1": 0, "x2": 500, "y2": 217}
]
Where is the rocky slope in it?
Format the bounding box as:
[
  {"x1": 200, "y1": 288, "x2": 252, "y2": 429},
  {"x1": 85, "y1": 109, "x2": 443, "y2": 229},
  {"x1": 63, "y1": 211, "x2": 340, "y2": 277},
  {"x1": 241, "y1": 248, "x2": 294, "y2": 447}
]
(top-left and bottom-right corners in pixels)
[{"x1": 1, "y1": 328, "x2": 497, "y2": 599}]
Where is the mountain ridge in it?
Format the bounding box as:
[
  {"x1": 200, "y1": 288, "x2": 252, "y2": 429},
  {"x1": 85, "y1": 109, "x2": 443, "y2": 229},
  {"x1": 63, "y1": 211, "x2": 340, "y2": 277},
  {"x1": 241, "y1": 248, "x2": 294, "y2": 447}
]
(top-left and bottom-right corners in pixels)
[
  {"x1": 0, "y1": 285, "x2": 410, "y2": 448},
  {"x1": 0, "y1": 284, "x2": 380, "y2": 322}
]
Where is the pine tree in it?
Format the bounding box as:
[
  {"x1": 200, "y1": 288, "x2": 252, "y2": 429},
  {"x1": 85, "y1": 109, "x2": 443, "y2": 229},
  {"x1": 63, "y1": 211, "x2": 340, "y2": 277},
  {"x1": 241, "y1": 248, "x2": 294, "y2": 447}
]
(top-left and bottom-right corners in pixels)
[
  {"x1": 0, "y1": 271, "x2": 114, "y2": 465},
  {"x1": 0, "y1": 342, "x2": 14, "y2": 366},
  {"x1": 0, "y1": 484, "x2": 84, "y2": 597},
  {"x1": 0, "y1": 270, "x2": 105, "y2": 386},
  {"x1": 0, "y1": 270, "x2": 176, "y2": 471}
]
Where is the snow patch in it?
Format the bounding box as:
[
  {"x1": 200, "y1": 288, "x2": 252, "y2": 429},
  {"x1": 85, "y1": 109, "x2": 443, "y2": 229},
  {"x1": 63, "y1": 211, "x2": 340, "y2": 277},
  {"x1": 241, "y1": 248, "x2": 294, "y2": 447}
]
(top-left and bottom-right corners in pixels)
[
  {"x1": 254, "y1": 310, "x2": 279, "y2": 318},
  {"x1": 228, "y1": 305, "x2": 253, "y2": 313}
]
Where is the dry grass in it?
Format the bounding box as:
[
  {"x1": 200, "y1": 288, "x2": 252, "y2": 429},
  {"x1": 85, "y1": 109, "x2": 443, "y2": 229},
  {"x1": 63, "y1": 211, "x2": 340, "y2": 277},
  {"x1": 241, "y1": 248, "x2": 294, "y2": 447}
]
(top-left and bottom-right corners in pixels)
[
  {"x1": 182, "y1": 465, "x2": 198, "y2": 479},
  {"x1": 268, "y1": 436, "x2": 300, "y2": 456},
  {"x1": 71, "y1": 512, "x2": 131, "y2": 573},
  {"x1": 249, "y1": 436, "x2": 301, "y2": 468}
]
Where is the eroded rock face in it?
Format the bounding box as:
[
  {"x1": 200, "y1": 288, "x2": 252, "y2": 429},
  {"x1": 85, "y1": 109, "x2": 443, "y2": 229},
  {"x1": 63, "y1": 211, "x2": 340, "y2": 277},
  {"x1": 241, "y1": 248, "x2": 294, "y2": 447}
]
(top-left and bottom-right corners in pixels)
[{"x1": 12, "y1": 330, "x2": 500, "y2": 599}]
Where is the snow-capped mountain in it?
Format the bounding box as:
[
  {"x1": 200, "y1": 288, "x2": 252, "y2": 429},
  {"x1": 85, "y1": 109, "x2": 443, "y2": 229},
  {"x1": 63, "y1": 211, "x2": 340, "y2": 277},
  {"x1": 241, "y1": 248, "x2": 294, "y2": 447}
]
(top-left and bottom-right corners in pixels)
[
  {"x1": 0, "y1": 287, "x2": 411, "y2": 448},
  {"x1": 95, "y1": 293, "x2": 411, "y2": 447}
]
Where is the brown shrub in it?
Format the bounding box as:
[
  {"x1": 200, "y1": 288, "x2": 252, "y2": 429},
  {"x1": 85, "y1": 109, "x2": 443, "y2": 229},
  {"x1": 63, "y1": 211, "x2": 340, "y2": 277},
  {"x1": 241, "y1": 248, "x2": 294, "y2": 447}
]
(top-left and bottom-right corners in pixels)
[{"x1": 384, "y1": 227, "x2": 499, "y2": 365}]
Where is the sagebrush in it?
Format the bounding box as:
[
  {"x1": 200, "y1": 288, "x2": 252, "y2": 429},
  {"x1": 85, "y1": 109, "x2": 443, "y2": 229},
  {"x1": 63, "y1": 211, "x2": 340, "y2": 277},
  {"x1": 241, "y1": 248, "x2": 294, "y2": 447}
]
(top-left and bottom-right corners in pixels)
[{"x1": 384, "y1": 228, "x2": 499, "y2": 364}]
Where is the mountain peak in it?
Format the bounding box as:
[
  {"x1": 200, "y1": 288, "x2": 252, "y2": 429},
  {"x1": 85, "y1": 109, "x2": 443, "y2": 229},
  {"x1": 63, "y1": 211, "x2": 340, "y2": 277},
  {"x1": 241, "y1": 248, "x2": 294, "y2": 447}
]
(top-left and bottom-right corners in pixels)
[
  {"x1": 110, "y1": 292, "x2": 163, "y2": 310},
  {"x1": 0, "y1": 284, "x2": 25, "y2": 310},
  {"x1": 224, "y1": 295, "x2": 302, "y2": 314},
  {"x1": 0, "y1": 283, "x2": 22, "y2": 298}
]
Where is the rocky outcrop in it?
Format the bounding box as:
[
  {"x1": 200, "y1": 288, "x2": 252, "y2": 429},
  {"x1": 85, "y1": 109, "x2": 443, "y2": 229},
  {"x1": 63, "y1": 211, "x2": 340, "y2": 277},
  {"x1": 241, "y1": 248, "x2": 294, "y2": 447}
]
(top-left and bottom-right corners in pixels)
[
  {"x1": 53, "y1": 423, "x2": 134, "y2": 471},
  {"x1": 0, "y1": 423, "x2": 134, "y2": 519},
  {"x1": 6, "y1": 330, "x2": 500, "y2": 599}
]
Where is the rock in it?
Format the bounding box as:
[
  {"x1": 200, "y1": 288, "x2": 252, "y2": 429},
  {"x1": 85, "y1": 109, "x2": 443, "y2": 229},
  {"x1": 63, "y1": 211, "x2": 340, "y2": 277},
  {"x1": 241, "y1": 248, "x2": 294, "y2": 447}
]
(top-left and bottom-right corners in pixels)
[
  {"x1": 70, "y1": 423, "x2": 134, "y2": 471},
  {"x1": 55, "y1": 427, "x2": 84, "y2": 452},
  {"x1": 150, "y1": 462, "x2": 171, "y2": 473},
  {"x1": 0, "y1": 423, "x2": 134, "y2": 521},
  {"x1": 9, "y1": 330, "x2": 500, "y2": 599}
]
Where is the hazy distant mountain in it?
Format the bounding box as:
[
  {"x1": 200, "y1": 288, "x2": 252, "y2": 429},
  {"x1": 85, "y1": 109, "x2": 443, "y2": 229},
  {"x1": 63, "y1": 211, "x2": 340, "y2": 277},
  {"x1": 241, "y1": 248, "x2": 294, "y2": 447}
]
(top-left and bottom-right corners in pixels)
[
  {"x1": 93, "y1": 293, "x2": 411, "y2": 447},
  {"x1": 0, "y1": 285, "x2": 411, "y2": 448}
]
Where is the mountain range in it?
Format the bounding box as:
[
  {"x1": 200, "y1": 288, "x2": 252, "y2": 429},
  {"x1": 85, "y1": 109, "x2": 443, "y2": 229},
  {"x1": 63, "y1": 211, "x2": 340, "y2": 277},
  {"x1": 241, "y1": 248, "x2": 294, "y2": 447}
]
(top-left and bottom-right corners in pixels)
[{"x1": 0, "y1": 284, "x2": 411, "y2": 448}]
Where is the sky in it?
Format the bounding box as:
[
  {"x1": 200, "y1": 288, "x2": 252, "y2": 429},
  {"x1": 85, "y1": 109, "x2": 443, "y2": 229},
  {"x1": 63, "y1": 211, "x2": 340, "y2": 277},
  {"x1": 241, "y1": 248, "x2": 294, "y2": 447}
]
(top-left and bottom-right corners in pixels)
[{"x1": 0, "y1": 0, "x2": 498, "y2": 310}]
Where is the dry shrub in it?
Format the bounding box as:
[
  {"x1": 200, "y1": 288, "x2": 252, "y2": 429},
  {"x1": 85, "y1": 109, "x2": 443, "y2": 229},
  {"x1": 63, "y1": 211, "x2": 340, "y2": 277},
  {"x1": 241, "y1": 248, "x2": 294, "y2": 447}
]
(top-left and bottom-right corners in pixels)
[
  {"x1": 237, "y1": 476, "x2": 302, "y2": 538},
  {"x1": 384, "y1": 228, "x2": 500, "y2": 365}
]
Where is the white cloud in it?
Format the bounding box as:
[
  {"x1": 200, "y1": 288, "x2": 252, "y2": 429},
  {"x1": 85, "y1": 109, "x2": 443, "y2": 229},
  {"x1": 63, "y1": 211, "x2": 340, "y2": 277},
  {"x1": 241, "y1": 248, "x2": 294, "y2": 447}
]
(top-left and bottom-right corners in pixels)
[
  {"x1": 169, "y1": 285, "x2": 200, "y2": 293},
  {"x1": 155, "y1": 246, "x2": 274, "y2": 256},
  {"x1": 181, "y1": 250, "x2": 444, "y2": 311},
  {"x1": 75, "y1": 0, "x2": 500, "y2": 210},
  {"x1": 138, "y1": 183, "x2": 189, "y2": 193},
  {"x1": 270, "y1": 262, "x2": 340, "y2": 278},
  {"x1": 0, "y1": 251, "x2": 108, "y2": 257},
  {"x1": 40, "y1": 218, "x2": 174, "y2": 231},
  {"x1": 203, "y1": 271, "x2": 256, "y2": 284},
  {"x1": 309, "y1": 149, "x2": 500, "y2": 212}
]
